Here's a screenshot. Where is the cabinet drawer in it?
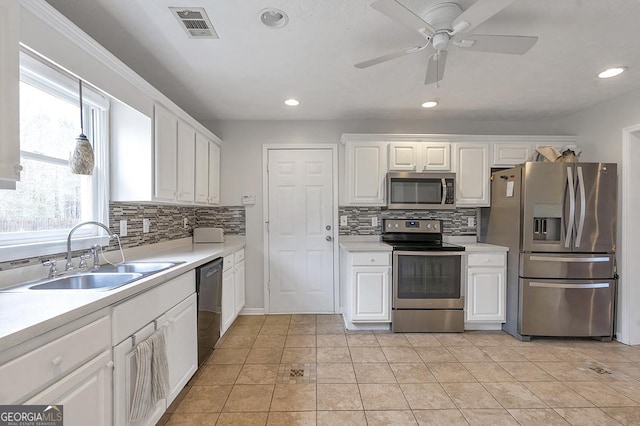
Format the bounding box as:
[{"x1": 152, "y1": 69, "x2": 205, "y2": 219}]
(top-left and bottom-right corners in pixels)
[
  {"x1": 467, "y1": 253, "x2": 505, "y2": 267},
  {"x1": 351, "y1": 252, "x2": 390, "y2": 266},
  {"x1": 0, "y1": 316, "x2": 110, "y2": 404},
  {"x1": 235, "y1": 249, "x2": 245, "y2": 263},
  {"x1": 223, "y1": 254, "x2": 234, "y2": 271}
]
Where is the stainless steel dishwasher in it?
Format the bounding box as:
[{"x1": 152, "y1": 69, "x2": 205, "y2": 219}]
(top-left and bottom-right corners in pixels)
[{"x1": 196, "y1": 257, "x2": 223, "y2": 365}]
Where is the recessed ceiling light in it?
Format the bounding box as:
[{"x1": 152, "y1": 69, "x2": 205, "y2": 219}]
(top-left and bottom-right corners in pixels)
[
  {"x1": 259, "y1": 8, "x2": 289, "y2": 28},
  {"x1": 421, "y1": 100, "x2": 439, "y2": 108},
  {"x1": 598, "y1": 67, "x2": 626, "y2": 79},
  {"x1": 284, "y1": 98, "x2": 300, "y2": 106}
]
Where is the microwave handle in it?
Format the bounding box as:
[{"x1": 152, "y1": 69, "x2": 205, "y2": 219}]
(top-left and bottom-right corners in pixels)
[{"x1": 441, "y1": 178, "x2": 447, "y2": 205}]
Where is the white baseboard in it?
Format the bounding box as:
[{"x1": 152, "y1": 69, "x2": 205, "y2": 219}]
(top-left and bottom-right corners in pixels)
[
  {"x1": 464, "y1": 323, "x2": 503, "y2": 331},
  {"x1": 344, "y1": 320, "x2": 391, "y2": 331},
  {"x1": 239, "y1": 307, "x2": 265, "y2": 315}
]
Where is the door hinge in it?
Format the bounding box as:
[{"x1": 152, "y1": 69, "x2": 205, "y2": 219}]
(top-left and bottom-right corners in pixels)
[{"x1": 267, "y1": 281, "x2": 271, "y2": 292}]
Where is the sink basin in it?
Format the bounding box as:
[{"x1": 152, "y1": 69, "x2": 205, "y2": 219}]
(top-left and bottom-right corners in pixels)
[
  {"x1": 27, "y1": 273, "x2": 143, "y2": 291},
  {"x1": 93, "y1": 262, "x2": 179, "y2": 274}
]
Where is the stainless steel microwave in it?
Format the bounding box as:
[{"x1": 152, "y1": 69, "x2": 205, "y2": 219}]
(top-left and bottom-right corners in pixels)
[{"x1": 387, "y1": 172, "x2": 456, "y2": 210}]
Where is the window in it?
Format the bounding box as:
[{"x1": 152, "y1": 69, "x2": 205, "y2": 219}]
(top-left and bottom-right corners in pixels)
[{"x1": 0, "y1": 52, "x2": 109, "y2": 260}]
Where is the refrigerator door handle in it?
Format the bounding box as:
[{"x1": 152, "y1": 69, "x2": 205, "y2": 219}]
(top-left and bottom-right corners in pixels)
[
  {"x1": 528, "y1": 255, "x2": 611, "y2": 263},
  {"x1": 565, "y1": 166, "x2": 575, "y2": 248},
  {"x1": 575, "y1": 166, "x2": 586, "y2": 248},
  {"x1": 529, "y1": 282, "x2": 610, "y2": 289}
]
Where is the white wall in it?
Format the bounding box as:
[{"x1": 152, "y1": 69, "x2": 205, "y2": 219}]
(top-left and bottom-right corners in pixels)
[
  {"x1": 552, "y1": 88, "x2": 640, "y2": 344},
  {"x1": 202, "y1": 119, "x2": 558, "y2": 311}
]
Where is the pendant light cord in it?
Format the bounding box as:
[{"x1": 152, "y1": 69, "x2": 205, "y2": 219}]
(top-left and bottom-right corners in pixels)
[{"x1": 79, "y1": 80, "x2": 84, "y2": 135}]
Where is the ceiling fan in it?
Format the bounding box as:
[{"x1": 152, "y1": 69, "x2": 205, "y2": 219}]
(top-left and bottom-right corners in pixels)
[{"x1": 356, "y1": 0, "x2": 538, "y2": 85}]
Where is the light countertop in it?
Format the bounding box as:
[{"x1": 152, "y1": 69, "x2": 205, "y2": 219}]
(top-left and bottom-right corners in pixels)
[{"x1": 0, "y1": 236, "x2": 245, "y2": 352}]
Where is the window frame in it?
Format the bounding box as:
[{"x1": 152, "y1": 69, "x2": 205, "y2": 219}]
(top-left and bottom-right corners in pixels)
[{"x1": 0, "y1": 52, "x2": 110, "y2": 262}]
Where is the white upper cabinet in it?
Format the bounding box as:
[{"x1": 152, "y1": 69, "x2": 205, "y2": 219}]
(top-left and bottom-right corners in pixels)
[
  {"x1": 344, "y1": 139, "x2": 388, "y2": 205},
  {"x1": 454, "y1": 143, "x2": 490, "y2": 207},
  {"x1": 388, "y1": 142, "x2": 450, "y2": 172},
  {"x1": 0, "y1": 0, "x2": 21, "y2": 186},
  {"x1": 176, "y1": 119, "x2": 196, "y2": 203},
  {"x1": 492, "y1": 143, "x2": 533, "y2": 167},
  {"x1": 154, "y1": 103, "x2": 178, "y2": 201},
  {"x1": 208, "y1": 141, "x2": 221, "y2": 205},
  {"x1": 194, "y1": 132, "x2": 209, "y2": 204}
]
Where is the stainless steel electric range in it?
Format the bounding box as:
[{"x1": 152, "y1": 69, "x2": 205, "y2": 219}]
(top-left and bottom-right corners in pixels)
[{"x1": 382, "y1": 219, "x2": 465, "y2": 333}]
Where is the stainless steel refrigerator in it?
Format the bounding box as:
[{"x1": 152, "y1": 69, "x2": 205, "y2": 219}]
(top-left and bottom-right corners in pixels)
[{"x1": 480, "y1": 162, "x2": 617, "y2": 341}]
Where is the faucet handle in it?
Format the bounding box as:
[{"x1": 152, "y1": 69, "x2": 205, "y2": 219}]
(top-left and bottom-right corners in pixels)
[
  {"x1": 42, "y1": 259, "x2": 59, "y2": 278},
  {"x1": 79, "y1": 253, "x2": 92, "y2": 269}
]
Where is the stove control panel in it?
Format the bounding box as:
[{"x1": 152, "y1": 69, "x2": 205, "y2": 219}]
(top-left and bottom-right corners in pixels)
[{"x1": 383, "y1": 219, "x2": 442, "y2": 233}]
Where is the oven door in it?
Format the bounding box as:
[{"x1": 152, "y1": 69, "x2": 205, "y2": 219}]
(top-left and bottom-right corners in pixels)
[{"x1": 393, "y1": 251, "x2": 463, "y2": 309}]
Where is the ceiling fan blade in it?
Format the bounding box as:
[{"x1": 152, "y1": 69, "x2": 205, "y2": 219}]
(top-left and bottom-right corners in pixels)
[
  {"x1": 372, "y1": 0, "x2": 436, "y2": 36},
  {"x1": 452, "y1": 0, "x2": 515, "y2": 35},
  {"x1": 424, "y1": 50, "x2": 448, "y2": 85},
  {"x1": 457, "y1": 34, "x2": 538, "y2": 55},
  {"x1": 355, "y1": 45, "x2": 428, "y2": 69}
]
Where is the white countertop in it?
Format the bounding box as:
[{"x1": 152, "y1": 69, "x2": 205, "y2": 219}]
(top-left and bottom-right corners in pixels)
[
  {"x1": 339, "y1": 241, "x2": 393, "y2": 252},
  {"x1": 0, "y1": 236, "x2": 245, "y2": 352},
  {"x1": 458, "y1": 242, "x2": 509, "y2": 252}
]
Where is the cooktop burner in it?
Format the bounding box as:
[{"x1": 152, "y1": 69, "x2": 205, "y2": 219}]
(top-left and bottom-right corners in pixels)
[{"x1": 381, "y1": 219, "x2": 466, "y2": 252}]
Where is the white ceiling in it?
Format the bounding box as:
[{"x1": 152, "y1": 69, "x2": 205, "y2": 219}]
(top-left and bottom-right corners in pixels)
[{"x1": 45, "y1": 0, "x2": 640, "y2": 122}]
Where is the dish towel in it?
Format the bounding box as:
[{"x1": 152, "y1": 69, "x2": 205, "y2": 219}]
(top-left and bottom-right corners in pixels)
[{"x1": 129, "y1": 329, "x2": 170, "y2": 422}]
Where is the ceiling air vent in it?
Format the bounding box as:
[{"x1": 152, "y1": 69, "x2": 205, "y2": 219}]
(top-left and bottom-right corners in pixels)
[{"x1": 170, "y1": 7, "x2": 219, "y2": 39}]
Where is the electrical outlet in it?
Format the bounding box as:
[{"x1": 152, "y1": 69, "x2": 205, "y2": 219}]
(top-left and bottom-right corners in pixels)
[
  {"x1": 372, "y1": 217, "x2": 378, "y2": 227},
  {"x1": 468, "y1": 217, "x2": 476, "y2": 227},
  {"x1": 340, "y1": 215, "x2": 348, "y2": 226},
  {"x1": 143, "y1": 218, "x2": 151, "y2": 233},
  {"x1": 119, "y1": 220, "x2": 128, "y2": 237},
  {"x1": 183, "y1": 217, "x2": 189, "y2": 229}
]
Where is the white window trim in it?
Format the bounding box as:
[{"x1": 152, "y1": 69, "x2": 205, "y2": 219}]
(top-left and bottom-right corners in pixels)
[{"x1": 0, "y1": 52, "x2": 111, "y2": 263}]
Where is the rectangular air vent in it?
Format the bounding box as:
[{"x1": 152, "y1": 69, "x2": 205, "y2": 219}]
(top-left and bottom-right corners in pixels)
[{"x1": 170, "y1": 7, "x2": 219, "y2": 39}]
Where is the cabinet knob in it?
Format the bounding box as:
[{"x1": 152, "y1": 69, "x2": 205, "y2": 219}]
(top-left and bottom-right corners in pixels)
[
  {"x1": 106, "y1": 361, "x2": 114, "y2": 369},
  {"x1": 51, "y1": 356, "x2": 63, "y2": 366}
]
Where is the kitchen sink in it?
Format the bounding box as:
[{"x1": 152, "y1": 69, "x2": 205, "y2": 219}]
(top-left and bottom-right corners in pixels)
[
  {"x1": 93, "y1": 262, "x2": 179, "y2": 274},
  {"x1": 25, "y1": 273, "x2": 142, "y2": 291}
]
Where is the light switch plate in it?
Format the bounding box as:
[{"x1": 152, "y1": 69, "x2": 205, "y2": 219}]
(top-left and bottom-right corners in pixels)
[
  {"x1": 468, "y1": 217, "x2": 475, "y2": 227},
  {"x1": 143, "y1": 218, "x2": 151, "y2": 233},
  {"x1": 340, "y1": 215, "x2": 348, "y2": 226},
  {"x1": 372, "y1": 217, "x2": 378, "y2": 227},
  {"x1": 119, "y1": 220, "x2": 127, "y2": 237}
]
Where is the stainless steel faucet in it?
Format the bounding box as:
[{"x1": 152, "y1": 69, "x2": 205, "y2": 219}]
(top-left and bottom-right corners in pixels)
[{"x1": 65, "y1": 221, "x2": 116, "y2": 271}]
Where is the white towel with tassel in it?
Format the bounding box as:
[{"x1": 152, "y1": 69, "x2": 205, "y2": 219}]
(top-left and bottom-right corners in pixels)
[{"x1": 129, "y1": 329, "x2": 170, "y2": 422}]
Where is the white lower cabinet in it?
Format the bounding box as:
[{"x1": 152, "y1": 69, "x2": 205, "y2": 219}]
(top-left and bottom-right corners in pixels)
[
  {"x1": 27, "y1": 350, "x2": 113, "y2": 426},
  {"x1": 465, "y1": 252, "x2": 507, "y2": 327},
  {"x1": 112, "y1": 272, "x2": 197, "y2": 426},
  {"x1": 341, "y1": 249, "x2": 392, "y2": 328},
  {"x1": 221, "y1": 248, "x2": 246, "y2": 336}
]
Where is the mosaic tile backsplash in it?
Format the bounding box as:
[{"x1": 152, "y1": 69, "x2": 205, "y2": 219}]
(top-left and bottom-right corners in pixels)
[
  {"x1": 338, "y1": 206, "x2": 477, "y2": 236},
  {"x1": 0, "y1": 203, "x2": 245, "y2": 271}
]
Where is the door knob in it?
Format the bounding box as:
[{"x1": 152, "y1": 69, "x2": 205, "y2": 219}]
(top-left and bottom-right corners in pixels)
[
  {"x1": 326, "y1": 225, "x2": 331, "y2": 231},
  {"x1": 326, "y1": 236, "x2": 332, "y2": 241}
]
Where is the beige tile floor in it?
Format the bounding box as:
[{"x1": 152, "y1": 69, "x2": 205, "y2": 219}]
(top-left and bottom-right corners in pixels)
[{"x1": 162, "y1": 315, "x2": 640, "y2": 425}]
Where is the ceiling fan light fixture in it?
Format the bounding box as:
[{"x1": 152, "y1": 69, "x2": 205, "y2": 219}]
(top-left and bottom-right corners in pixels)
[
  {"x1": 598, "y1": 67, "x2": 626, "y2": 79},
  {"x1": 421, "y1": 100, "x2": 439, "y2": 108},
  {"x1": 259, "y1": 8, "x2": 289, "y2": 28},
  {"x1": 284, "y1": 98, "x2": 300, "y2": 106}
]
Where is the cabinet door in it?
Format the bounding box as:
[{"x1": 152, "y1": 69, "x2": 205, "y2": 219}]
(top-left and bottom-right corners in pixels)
[
  {"x1": 221, "y1": 269, "x2": 235, "y2": 335},
  {"x1": 153, "y1": 104, "x2": 178, "y2": 201},
  {"x1": 388, "y1": 142, "x2": 418, "y2": 171},
  {"x1": 466, "y1": 267, "x2": 505, "y2": 322},
  {"x1": 0, "y1": 0, "x2": 20, "y2": 185},
  {"x1": 351, "y1": 266, "x2": 391, "y2": 322},
  {"x1": 345, "y1": 141, "x2": 388, "y2": 205},
  {"x1": 422, "y1": 143, "x2": 450, "y2": 171},
  {"x1": 208, "y1": 142, "x2": 220, "y2": 205},
  {"x1": 194, "y1": 132, "x2": 209, "y2": 203},
  {"x1": 176, "y1": 120, "x2": 196, "y2": 203},
  {"x1": 234, "y1": 260, "x2": 245, "y2": 315},
  {"x1": 165, "y1": 293, "x2": 197, "y2": 405},
  {"x1": 454, "y1": 143, "x2": 490, "y2": 207},
  {"x1": 27, "y1": 350, "x2": 112, "y2": 426},
  {"x1": 492, "y1": 143, "x2": 533, "y2": 167}
]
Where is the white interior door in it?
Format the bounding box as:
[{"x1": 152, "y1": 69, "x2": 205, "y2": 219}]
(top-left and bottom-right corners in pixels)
[{"x1": 267, "y1": 149, "x2": 334, "y2": 313}]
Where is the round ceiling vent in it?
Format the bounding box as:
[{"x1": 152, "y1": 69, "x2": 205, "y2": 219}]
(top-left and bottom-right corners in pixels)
[{"x1": 259, "y1": 8, "x2": 289, "y2": 28}]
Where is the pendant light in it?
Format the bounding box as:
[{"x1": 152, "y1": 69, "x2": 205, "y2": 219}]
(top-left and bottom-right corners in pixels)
[{"x1": 70, "y1": 80, "x2": 95, "y2": 175}]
